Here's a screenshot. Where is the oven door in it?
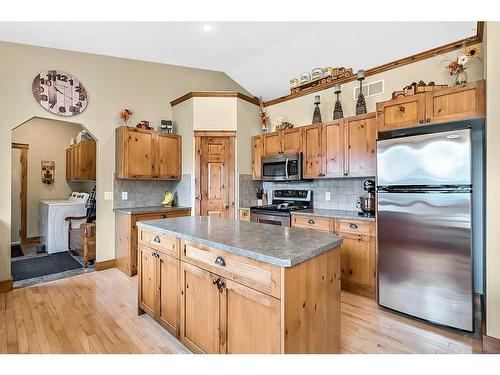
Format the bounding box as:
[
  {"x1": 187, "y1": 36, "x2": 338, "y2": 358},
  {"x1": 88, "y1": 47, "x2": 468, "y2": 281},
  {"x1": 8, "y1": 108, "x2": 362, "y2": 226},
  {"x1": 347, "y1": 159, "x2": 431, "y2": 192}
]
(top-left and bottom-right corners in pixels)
[
  {"x1": 262, "y1": 153, "x2": 301, "y2": 181},
  {"x1": 250, "y1": 210, "x2": 291, "y2": 227}
]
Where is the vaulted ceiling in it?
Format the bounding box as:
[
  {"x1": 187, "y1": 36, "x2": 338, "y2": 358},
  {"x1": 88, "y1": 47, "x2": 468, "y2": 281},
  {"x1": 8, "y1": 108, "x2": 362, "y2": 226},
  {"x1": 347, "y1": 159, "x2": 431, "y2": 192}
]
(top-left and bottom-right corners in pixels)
[{"x1": 0, "y1": 22, "x2": 478, "y2": 101}]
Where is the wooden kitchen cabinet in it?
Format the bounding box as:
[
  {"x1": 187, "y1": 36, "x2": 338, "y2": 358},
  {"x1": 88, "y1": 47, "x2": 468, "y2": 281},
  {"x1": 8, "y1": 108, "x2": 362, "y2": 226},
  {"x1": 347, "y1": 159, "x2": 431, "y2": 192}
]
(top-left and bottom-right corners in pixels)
[
  {"x1": 261, "y1": 127, "x2": 303, "y2": 157},
  {"x1": 251, "y1": 135, "x2": 262, "y2": 180},
  {"x1": 302, "y1": 124, "x2": 323, "y2": 178},
  {"x1": 66, "y1": 140, "x2": 96, "y2": 181},
  {"x1": 322, "y1": 120, "x2": 343, "y2": 177},
  {"x1": 138, "y1": 243, "x2": 181, "y2": 337},
  {"x1": 115, "y1": 208, "x2": 191, "y2": 276},
  {"x1": 263, "y1": 131, "x2": 281, "y2": 156},
  {"x1": 343, "y1": 113, "x2": 377, "y2": 177},
  {"x1": 115, "y1": 125, "x2": 181, "y2": 180},
  {"x1": 377, "y1": 80, "x2": 485, "y2": 132}
]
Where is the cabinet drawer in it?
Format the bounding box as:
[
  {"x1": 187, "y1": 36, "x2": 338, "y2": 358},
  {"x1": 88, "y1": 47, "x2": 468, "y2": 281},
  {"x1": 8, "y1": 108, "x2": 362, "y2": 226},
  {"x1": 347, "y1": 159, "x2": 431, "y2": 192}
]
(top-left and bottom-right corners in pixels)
[
  {"x1": 181, "y1": 241, "x2": 281, "y2": 299},
  {"x1": 292, "y1": 215, "x2": 333, "y2": 232},
  {"x1": 239, "y1": 209, "x2": 250, "y2": 221},
  {"x1": 138, "y1": 229, "x2": 179, "y2": 258},
  {"x1": 337, "y1": 220, "x2": 374, "y2": 236}
]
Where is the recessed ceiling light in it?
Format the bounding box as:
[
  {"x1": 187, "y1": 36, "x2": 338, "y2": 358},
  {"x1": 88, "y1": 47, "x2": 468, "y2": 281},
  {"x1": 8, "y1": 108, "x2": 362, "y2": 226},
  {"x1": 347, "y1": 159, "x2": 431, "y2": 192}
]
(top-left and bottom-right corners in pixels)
[{"x1": 201, "y1": 24, "x2": 214, "y2": 32}]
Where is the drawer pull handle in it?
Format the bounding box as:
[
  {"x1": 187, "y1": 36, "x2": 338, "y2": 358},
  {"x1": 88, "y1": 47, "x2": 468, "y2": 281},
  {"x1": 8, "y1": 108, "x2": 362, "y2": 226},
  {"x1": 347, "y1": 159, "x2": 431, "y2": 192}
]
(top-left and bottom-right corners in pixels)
[
  {"x1": 349, "y1": 223, "x2": 358, "y2": 229},
  {"x1": 153, "y1": 236, "x2": 161, "y2": 243},
  {"x1": 160, "y1": 215, "x2": 166, "y2": 219},
  {"x1": 308, "y1": 219, "x2": 315, "y2": 224},
  {"x1": 214, "y1": 256, "x2": 226, "y2": 267}
]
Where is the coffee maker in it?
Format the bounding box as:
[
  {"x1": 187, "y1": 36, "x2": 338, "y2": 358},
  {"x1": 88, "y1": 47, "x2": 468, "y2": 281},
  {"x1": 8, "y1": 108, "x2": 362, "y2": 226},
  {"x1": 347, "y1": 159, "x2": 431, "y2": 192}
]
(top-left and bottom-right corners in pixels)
[{"x1": 356, "y1": 179, "x2": 375, "y2": 217}]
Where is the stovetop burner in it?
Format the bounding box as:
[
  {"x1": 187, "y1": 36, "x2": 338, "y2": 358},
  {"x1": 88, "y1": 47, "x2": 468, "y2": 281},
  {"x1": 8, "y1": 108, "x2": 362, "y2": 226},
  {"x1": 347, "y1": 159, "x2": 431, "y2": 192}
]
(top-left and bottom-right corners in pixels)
[
  {"x1": 252, "y1": 203, "x2": 310, "y2": 212},
  {"x1": 250, "y1": 189, "x2": 313, "y2": 214}
]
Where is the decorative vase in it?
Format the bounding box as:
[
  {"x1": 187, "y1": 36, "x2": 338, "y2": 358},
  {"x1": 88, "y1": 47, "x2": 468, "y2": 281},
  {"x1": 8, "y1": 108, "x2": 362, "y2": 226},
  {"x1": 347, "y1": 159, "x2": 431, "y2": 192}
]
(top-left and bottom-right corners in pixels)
[
  {"x1": 455, "y1": 71, "x2": 467, "y2": 85},
  {"x1": 312, "y1": 95, "x2": 322, "y2": 124}
]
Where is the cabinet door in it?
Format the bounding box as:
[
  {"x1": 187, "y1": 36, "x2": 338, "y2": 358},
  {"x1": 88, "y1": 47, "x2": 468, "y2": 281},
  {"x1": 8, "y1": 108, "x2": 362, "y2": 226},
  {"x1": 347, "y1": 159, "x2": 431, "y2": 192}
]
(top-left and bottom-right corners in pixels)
[
  {"x1": 180, "y1": 262, "x2": 220, "y2": 354},
  {"x1": 263, "y1": 132, "x2": 282, "y2": 156},
  {"x1": 221, "y1": 279, "x2": 280, "y2": 354},
  {"x1": 157, "y1": 134, "x2": 181, "y2": 180},
  {"x1": 70, "y1": 145, "x2": 78, "y2": 179},
  {"x1": 302, "y1": 124, "x2": 323, "y2": 178},
  {"x1": 77, "y1": 141, "x2": 96, "y2": 180},
  {"x1": 66, "y1": 148, "x2": 72, "y2": 180},
  {"x1": 251, "y1": 135, "x2": 262, "y2": 180},
  {"x1": 344, "y1": 114, "x2": 376, "y2": 177},
  {"x1": 281, "y1": 127, "x2": 302, "y2": 154},
  {"x1": 377, "y1": 94, "x2": 426, "y2": 131},
  {"x1": 323, "y1": 121, "x2": 343, "y2": 178},
  {"x1": 126, "y1": 129, "x2": 156, "y2": 178},
  {"x1": 138, "y1": 245, "x2": 157, "y2": 317},
  {"x1": 425, "y1": 80, "x2": 485, "y2": 124},
  {"x1": 157, "y1": 251, "x2": 180, "y2": 337},
  {"x1": 339, "y1": 233, "x2": 376, "y2": 299}
]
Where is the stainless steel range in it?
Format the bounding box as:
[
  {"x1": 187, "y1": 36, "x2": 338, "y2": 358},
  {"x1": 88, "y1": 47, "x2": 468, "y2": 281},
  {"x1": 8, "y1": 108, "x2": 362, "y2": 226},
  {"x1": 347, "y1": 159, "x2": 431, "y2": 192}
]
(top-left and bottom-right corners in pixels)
[{"x1": 250, "y1": 190, "x2": 312, "y2": 227}]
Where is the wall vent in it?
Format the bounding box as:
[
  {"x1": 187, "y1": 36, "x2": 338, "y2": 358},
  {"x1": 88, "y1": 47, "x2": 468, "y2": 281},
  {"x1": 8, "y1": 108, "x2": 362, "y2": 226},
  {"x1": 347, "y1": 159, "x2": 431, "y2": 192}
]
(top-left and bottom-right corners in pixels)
[{"x1": 353, "y1": 79, "x2": 385, "y2": 100}]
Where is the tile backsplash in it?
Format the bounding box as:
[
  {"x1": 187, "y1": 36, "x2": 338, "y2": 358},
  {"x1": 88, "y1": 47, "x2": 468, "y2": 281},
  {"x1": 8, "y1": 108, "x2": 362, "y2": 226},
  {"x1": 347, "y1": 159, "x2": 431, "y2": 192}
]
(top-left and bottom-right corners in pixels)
[
  {"x1": 239, "y1": 174, "x2": 263, "y2": 208},
  {"x1": 114, "y1": 174, "x2": 192, "y2": 209},
  {"x1": 262, "y1": 177, "x2": 371, "y2": 211}
]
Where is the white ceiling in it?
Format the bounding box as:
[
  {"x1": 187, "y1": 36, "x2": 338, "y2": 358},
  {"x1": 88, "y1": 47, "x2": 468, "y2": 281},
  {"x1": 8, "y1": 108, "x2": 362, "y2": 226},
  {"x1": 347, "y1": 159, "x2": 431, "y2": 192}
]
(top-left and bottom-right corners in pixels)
[{"x1": 0, "y1": 22, "x2": 478, "y2": 100}]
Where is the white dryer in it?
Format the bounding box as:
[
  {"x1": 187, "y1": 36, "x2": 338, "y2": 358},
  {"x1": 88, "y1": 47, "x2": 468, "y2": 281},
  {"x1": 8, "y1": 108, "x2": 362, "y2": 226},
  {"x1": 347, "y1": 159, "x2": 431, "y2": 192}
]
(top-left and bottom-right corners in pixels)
[{"x1": 40, "y1": 192, "x2": 89, "y2": 254}]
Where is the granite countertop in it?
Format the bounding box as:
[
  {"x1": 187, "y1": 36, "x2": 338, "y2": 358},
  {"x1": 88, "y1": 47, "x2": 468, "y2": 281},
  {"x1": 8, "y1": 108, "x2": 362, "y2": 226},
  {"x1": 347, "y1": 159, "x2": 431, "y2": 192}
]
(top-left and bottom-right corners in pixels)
[
  {"x1": 291, "y1": 208, "x2": 375, "y2": 222},
  {"x1": 137, "y1": 216, "x2": 342, "y2": 267},
  {"x1": 113, "y1": 206, "x2": 191, "y2": 215}
]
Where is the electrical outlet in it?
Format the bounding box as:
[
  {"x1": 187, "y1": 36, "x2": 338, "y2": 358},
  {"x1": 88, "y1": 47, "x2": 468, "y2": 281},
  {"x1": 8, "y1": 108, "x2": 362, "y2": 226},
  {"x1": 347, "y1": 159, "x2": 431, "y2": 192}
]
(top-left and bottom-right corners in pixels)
[
  {"x1": 104, "y1": 191, "x2": 113, "y2": 200},
  {"x1": 325, "y1": 192, "x2": 331, "y2": 201},
  {"x1": 122, "y1": 192, "x2": 128, "y2": 200}
]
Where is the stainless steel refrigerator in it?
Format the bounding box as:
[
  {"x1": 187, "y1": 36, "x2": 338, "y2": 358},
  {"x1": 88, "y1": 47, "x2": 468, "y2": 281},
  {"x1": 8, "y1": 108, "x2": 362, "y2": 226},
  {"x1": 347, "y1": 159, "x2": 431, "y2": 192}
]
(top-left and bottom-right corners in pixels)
[{"x1": 377, "y1": 127, "x2": 475, "y2": 331}]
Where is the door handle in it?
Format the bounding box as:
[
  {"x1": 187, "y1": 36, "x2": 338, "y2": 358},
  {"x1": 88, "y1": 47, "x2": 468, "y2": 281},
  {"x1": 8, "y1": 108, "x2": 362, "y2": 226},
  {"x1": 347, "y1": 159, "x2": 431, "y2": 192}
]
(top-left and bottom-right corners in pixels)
[
  {"x1": 224, "y1": 203, "x2": 229, "y2": 209},
  {"x1": 285, "y1": 158, "x2": 289, "y2": 179}
]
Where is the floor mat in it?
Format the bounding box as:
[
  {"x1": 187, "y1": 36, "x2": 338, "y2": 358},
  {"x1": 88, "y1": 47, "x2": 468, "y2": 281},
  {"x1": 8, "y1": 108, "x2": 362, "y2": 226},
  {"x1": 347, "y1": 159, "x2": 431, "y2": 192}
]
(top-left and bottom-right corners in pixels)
[
  {"x1": 11, "y1": 252, "x2": 82, "y2": 281},
  {"x1": 11, "y1": 244, "x2": 24, "y2": 258}
]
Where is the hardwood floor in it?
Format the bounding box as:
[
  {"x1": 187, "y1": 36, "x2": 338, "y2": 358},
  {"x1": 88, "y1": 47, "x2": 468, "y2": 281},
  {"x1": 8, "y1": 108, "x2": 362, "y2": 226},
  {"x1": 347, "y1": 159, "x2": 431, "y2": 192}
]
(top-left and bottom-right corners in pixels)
[{"x1": 0, "y1": 268, "x2": 482, "y2": 354}]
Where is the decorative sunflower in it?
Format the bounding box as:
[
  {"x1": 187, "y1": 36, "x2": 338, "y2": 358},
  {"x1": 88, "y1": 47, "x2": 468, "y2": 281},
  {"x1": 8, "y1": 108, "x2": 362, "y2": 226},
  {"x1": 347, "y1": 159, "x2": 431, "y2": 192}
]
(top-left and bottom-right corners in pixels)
[{"x1": 462, "y1": 44, "x2": 481, "y2": 61}]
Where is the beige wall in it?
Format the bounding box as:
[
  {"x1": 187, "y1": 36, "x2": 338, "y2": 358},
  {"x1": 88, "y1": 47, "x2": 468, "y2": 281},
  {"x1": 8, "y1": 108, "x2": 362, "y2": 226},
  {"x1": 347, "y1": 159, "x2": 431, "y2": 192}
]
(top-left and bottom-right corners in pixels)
[
  {"x1": 12, "y1": 117, "x2": 90, "y2": 238},
  {"x1": 0, "y1": 41, "x2": 248, "y2": 282},
  {"x1": 486, "y1": 22, "x2": 500, "y2": 340},
  {"x1": 193, "y1": 97, "x2": 238, "y2": 130},
  {"x1": 266, "y1": 47, "x2": 485, "y2": 127}
]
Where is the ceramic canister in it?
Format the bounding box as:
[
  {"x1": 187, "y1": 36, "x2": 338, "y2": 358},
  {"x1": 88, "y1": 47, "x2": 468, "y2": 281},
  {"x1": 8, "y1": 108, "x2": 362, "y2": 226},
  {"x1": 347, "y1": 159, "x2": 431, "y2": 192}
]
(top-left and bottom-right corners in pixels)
[
  {"x1": 323, "y1": 67, "x2": 333, "y2": 77},
  {"x1": 290, "y1": 78, "x2": 299, "y2": 88},
  {"x1": 312, "y1": 67, "x2": 323, "y2": 80},
  {"x1": 300, "y1": 72, "x2": 311, "y2": 84}
]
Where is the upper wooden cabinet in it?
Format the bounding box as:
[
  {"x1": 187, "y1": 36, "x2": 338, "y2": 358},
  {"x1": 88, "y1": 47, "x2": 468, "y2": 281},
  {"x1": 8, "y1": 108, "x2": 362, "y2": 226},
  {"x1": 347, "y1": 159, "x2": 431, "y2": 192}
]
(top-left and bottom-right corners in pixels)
[
  {"x1": 322, "y1": 120, "x2": 344, "y2": 178},
  {"x1": 262, "y1": 127, "x2": 303, "y2": 156},
  {"x1": 115, "y1": 126, "x2": 181, "y2": 180},
  {"x1": 263, "y1": 131, "x2": 281, "y2": 156},
  {"x1": 251, "y1": 135, "x2": 262, "y2": 180},
  {"x1": 377, "y1": 80, "x2": 485, "y2": 132},
  {"x1": 66, "y1": 140, "x2": 96, "y2": 181},
  {"x1": 343, "y1": 114, "x2": 377, "y2": 177},
  {"x1": 302, "y1": 124, "x2": 324, "y2": 178}
]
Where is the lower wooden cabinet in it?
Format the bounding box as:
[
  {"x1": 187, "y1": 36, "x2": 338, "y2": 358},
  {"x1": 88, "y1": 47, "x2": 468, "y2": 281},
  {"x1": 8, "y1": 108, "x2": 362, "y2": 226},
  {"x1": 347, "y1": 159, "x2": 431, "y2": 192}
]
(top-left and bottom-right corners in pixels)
[{"x1": 138, "y1": 244, "x2": 180, "y2": 337}]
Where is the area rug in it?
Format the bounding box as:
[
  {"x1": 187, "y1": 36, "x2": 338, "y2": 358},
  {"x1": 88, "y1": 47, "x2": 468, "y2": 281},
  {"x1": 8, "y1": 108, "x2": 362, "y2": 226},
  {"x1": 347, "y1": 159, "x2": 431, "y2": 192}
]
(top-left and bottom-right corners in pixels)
[{"x1": 11, "y1": 252, "x2": 82, "y2": 281}]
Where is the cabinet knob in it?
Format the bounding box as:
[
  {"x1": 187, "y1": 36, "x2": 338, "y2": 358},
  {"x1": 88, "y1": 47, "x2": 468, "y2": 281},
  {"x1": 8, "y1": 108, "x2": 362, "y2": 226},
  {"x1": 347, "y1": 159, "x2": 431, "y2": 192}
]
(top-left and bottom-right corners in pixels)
[
  {"x1": 215, "y1": 256, "x2": 226, "y2": 267},
  {"x1": 308, "y1": 219, "x2": 315, "y2": 225},
  {"x1": 419, "y1": 119, "x2": 424, "y2": 124},
  {"x1": 399, "y1": 106, "x2": 406, "y2": 112},
  {"x1": 426, "y1": 118, "x2": 431, "y2": 123}
]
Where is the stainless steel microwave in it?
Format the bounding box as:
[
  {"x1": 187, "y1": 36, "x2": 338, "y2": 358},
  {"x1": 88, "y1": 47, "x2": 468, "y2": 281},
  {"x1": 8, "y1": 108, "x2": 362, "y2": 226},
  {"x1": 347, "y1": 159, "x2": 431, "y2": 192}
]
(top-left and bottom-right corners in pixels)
[{"x1": 261, "y1": 152, "x2": 302, "y2": 181}]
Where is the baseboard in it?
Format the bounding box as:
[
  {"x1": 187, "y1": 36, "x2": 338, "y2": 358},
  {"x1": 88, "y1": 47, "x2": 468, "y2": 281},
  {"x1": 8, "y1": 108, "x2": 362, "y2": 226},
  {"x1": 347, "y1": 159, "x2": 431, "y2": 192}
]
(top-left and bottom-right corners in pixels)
[
  {"x1": 95, "y1": 259, "x2": 116, "y2": 271},
  {"x1": 0, "y1": 277, "x2": 13, "y2": 293},
  {"x1": 483, "y1": 334, "x2": 500, "y2": 353}
]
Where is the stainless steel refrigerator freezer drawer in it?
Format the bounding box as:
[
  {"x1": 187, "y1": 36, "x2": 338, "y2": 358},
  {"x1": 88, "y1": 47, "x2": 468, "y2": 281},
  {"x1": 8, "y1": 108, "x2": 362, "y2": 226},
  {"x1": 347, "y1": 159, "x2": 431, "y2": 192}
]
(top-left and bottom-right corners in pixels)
[{"x1": 377, "y1": 191, "x2": 473, "y2": 331}]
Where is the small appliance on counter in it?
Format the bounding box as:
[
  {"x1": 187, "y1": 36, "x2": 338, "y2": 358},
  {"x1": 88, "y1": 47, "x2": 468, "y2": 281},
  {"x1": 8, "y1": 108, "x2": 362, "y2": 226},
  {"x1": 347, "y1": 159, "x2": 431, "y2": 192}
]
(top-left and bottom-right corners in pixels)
[{"x1": 356, "y1": 179, "x2": 375, "y2": 217}]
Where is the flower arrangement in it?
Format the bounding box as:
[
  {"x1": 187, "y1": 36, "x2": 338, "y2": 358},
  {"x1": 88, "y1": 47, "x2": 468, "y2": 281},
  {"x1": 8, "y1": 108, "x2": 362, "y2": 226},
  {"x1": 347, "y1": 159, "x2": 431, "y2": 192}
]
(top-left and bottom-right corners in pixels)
[
  {"x1": 258, "y1": 97, "x2": 270, "y2": 133},
  {"x1": 120, "y1": 108, "x2": 134, "y2": 125},
  {"x1": 444, "y1": 44, "x2": 481, "y2": 85}
]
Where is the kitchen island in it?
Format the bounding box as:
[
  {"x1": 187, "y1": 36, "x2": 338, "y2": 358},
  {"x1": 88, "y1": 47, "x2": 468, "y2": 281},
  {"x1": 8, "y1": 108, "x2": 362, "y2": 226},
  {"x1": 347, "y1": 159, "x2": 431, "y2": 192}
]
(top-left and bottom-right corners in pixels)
[{"x1": 136, "y1": 216, "x2": 342, "y2": 354}]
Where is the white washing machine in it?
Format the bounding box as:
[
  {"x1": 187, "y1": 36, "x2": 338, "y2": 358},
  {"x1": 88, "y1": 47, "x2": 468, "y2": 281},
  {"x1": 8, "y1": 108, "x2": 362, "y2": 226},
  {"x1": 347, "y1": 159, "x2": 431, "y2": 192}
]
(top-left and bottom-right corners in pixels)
[{"x1": 40, "y1": 192, "x2": 90, "y2": 254}]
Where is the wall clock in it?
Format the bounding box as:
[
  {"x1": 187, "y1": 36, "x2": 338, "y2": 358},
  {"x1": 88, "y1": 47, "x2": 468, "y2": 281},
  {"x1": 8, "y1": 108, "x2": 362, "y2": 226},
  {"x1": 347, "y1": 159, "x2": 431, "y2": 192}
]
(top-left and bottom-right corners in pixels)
[{"x1": 32, "y1": 70, "x2": 88, "y2": 116}]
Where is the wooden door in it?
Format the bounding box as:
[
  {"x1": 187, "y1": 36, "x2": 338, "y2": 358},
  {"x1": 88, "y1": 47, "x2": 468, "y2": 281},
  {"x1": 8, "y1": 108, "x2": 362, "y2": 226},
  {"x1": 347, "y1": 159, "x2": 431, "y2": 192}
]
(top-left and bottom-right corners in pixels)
[
  {"x1": 138, "y1": 245, "x2": 157, "y2": 317},
  {"x1": 425, "y1": 80, "x2": 485, "y2": 124},
  {"x1": 302, "y1": 124, "x2": 323, "y2": 178},
  {"x1": 157, "y1": 251, "x2": 180, "y2": 337},
  {"x1": 263, "y1": 132, "x2": 282, "y2": 156},
  {"x1": 376, "y1": 94, "x2": 426, "y2": 131},
  {"x1": 251, "y1": 135, "x2": 262, "y2": 180},
  {"x1": 197, "y1": 134, "x2": 235, "y2": 218},
  {"x1": 126, "y1": 128, "x2": 156, "y2": 178},
  {"x1": 156, "y1": 133, "x2": 181, "y2": 180},
  {"x1": 180, "y1": 262, "x2": 220, "y2": 354},
  {"x1": 344, "y1": 114, "x2": 376, "y2": 177},
  {"x1": 281, "y1": 127, "x2": 302, "y2": 154},
  {"x1": 322, "y1": 121, "x2": 344, "y2": 178},
  {"x1": 221, "y1": 279, "x2": 280, "y2": 354},
  {"x1": 339, "y1": 233, "x2": 376, "y2": 299}
]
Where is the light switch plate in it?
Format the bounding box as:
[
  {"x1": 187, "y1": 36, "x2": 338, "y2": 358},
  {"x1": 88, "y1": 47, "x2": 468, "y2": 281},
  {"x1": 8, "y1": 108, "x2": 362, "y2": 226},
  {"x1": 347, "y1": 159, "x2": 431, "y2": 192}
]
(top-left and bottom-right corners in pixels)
[
  {"x1": 121, "y1": 192, "x2": 128, "y2": 200},
  {"x1": 104, "y1": 191, "x2": 113, "y2": 200},
  {"x1": 325, "y1": 192, "x2": 331, "y2": 201}
]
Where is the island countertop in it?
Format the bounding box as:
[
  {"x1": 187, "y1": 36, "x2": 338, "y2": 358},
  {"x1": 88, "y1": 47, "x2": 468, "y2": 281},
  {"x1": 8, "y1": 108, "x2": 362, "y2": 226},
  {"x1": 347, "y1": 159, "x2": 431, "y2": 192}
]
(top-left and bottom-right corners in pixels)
[
  {"x1": 113, "y1": 206, "x2": 191, "y2": 215},
  {"x1": 136, "y1": 216, "x2": 342, "y2": 267}
]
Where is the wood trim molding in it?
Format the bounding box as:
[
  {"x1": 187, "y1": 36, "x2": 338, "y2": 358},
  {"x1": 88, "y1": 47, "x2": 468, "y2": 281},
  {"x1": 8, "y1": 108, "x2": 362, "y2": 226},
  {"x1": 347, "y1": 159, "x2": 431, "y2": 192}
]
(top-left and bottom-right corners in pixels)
[
  {"x1": 483, "y1": 334, "x2": 500, "y2": 354},
  {"x1": 95, "y1": 259, "x2": 116, "y2": 271},
  {"x1": 193, "y1": 130, "x2": 237, "y2": 138},
  {"x1": 170, "y1": 91, "x2": 260, "y2": 107},
  {"x1": 12, "y1": 142, "x2": 29, "y2": 149},
  {"x1": 12, "y1": 143, "x2": 29, "y2": 244},
  {"x1": 25, "y1": 236, "x2": 40, "y2": 244},
  {"x1": 0, "y1": 277, "x2": 13, "y2": 293},
  {"x1": 264, "y1": 21, "x2": 484, "y2": 107}
]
